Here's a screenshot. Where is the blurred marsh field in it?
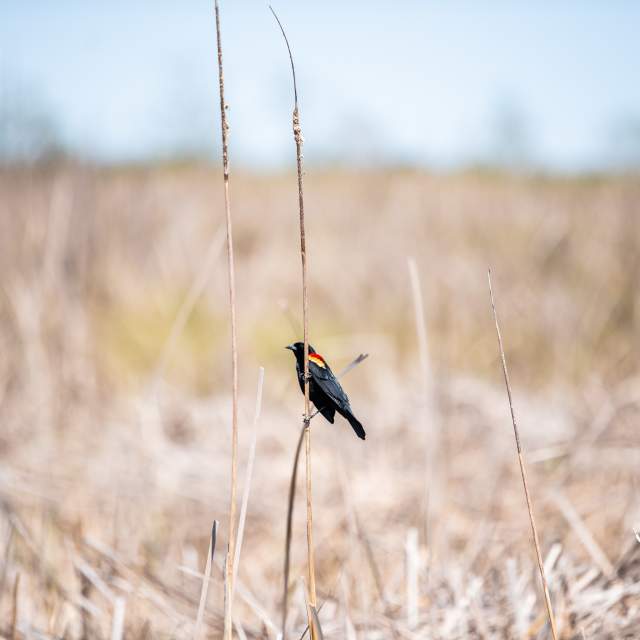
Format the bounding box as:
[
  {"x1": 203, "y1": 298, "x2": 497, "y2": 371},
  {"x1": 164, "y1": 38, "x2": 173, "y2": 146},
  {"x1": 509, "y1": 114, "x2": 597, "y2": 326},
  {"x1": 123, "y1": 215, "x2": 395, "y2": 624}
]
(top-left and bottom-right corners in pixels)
[{"x1": 0, "y1": 164, "x2": 639, "y2": 638}]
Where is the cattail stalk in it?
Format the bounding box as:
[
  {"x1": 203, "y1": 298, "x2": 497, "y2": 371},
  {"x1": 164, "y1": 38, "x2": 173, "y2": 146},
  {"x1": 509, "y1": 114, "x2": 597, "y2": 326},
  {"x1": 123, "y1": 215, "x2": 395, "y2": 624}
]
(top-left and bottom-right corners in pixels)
[
  {"x1": 214, "y1": 2, "x2": 239, "y2": 638},
  {"x1": 270, "y1": 6, "x2": 318, "y2": 635}
]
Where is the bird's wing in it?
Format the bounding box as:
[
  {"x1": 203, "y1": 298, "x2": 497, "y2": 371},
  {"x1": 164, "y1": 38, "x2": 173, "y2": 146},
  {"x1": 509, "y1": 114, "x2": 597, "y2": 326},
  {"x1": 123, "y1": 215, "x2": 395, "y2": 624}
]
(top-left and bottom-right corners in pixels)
[
  {"x1": 318, "y1": 405, "x2": 335, "y2": 424},
  {"x1": 309, "y1": 361, "x2": 351, "y2": 411}
]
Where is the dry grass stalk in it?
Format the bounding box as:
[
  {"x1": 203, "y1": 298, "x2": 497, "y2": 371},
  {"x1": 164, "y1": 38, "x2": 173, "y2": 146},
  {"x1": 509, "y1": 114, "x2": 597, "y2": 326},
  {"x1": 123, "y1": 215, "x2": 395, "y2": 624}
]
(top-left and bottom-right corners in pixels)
[
  {"x1": 308, "y1": 606, "x2": 324, "y2": 640},
  {"x1": 551, "y1": 491, "x2": 614, "y2": 576},
  {"x1": 282, "y1": 424, "x2": 305, "y2": 638},
  {"x1": 11, "y1": 572, "x2": 19, "y2": 640},
  {"x1": 488, "y1": 269, "x2": 559, "y2": 640},
  {"x1": 194, "y1": 520, "x2": 219, "y2": 640},
  {"x1": 0, "y1": 528, "x2": 14, "y2": 604},
  {"x1": 270, "y1": 6, "x2": 319, "y2": 636},
  {"x1": 214, "y1": 2, "x2": 240, "y2": 639},
  {"x1": 233, "y1": 367, "x2": 266, "y2": 589},
  {"x1": 405, "y1": 527, "x2": 419, "y2": 629},
  {"x1": 299, "y1": 578, "x2": 325, "y2": 640},
  {"x1": 110, "y1": 597, "x2": 126, "y2": 640},
  {"x1": 407, "y1": 257, "x2": 442, "y2": 556},
  {"x1": 407, "y1": 258, "x2": 430, "y2": 389},
  {"x1": 233, "y1": 616, "x2": 248, "y2": 640}
]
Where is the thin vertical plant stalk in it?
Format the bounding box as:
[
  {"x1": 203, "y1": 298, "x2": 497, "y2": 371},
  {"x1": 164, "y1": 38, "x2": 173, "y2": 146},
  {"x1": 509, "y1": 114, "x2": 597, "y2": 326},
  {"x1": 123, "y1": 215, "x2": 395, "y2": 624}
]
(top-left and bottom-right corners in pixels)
[
  {"x1": 282, "y1": 424, "x2": 305, "y2": 639},
  {"x1": 407, "y1": 257, "x2": 442, "y2": 556},
  {"x1": 405, "y1": 527, "x2": 419, "y2": 629},
  {"x1": 110, "y1": 597, "x2": 126, "y2": 640},
  {"x1": 487, "y1": 269, "x2": 559, "y2": 640},
  {"x1": 233, "y1": 367, "x2": 266, "y2": 589},
  {"x1": 11, "y1": 572, "x2": 19, "y2": 640},
  {"x1": 270, "y1": 7, "x2": 318, "y2": 635},
  {"x1": 194, "y1": 521, "x2": 219, "y2": 640},
  {"x1": 214, "y1": 2, "x2": 239, "y2": 639}
]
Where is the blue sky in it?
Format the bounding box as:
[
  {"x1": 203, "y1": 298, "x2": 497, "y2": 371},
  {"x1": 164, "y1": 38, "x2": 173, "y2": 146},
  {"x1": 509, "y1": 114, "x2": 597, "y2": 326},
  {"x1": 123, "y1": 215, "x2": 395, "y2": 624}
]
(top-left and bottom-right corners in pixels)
[{"x1": 2, "y1": 0, "x2": 640, "y2": 170}]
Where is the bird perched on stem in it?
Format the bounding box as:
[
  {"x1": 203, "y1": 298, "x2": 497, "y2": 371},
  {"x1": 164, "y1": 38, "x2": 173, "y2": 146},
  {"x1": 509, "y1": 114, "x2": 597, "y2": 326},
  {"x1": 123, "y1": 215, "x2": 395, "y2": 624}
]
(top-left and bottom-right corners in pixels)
[{"x1": 286, "y1": 342, "x2": 366, "y2": 440}]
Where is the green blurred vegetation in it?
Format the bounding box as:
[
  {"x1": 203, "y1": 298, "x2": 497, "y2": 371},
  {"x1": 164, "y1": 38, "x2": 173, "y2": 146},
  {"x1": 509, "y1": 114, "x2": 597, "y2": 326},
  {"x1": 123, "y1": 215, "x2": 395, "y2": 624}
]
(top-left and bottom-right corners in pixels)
[{"x1": 94, "y1": 291, "x2": 225, "y2": 394}]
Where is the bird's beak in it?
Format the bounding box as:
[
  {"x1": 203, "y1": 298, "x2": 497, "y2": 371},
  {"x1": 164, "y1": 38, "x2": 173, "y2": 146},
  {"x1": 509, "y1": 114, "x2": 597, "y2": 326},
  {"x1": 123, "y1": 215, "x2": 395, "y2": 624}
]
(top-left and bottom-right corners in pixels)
[{"x1": 285, "y1": 344, "x2": 294, "y2": 351}]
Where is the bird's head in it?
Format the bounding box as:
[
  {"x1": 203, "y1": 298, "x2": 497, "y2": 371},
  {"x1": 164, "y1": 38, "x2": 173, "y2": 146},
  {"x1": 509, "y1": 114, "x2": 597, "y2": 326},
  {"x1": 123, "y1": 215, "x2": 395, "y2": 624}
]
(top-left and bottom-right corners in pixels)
[{"x1": 285, "y1": 342, "x2": 316, "y2": 362}]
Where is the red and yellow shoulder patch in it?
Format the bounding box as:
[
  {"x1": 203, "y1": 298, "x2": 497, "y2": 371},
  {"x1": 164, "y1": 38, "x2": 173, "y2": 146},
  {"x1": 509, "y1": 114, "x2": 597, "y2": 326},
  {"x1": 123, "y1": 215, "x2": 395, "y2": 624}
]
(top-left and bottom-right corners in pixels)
[{"x1": 309, "y1": 353, "x2": 326, "y2": 368}]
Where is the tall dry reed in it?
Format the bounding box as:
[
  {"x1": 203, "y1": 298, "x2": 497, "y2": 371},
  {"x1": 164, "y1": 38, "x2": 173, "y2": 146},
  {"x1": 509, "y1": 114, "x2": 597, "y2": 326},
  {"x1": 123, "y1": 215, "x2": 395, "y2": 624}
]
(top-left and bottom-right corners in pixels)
[
  {"x1": 213, "y1": 2, "x2": 240, "y2": 638},
  {"x1": 270, "y1": 8, "x2": 319, "y2": 636},
  {"x1": 488, "y1": 269, "x2": 558, "y2": 640}
]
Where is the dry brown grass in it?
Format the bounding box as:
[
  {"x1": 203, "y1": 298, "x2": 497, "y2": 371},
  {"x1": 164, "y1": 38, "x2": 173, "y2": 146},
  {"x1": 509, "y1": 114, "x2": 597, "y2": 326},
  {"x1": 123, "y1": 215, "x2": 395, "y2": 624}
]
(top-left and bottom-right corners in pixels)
[{"x1": 0, "y1": 165, "x2": 639, "y2": 638}]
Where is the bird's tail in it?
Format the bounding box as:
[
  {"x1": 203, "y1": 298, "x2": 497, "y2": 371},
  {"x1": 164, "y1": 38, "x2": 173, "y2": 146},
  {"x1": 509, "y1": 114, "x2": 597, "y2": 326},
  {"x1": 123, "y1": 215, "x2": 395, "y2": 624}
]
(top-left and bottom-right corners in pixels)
[{"x1": 343, "y1": 411, "x2": 366, "y2": 440}]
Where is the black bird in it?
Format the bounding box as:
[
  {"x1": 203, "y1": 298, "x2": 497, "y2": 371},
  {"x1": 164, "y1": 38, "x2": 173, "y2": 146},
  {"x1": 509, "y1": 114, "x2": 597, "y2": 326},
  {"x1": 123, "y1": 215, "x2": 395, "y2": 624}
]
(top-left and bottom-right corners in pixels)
[{"x1": 286, "y1": 342, "x2": 366, "y2": 440}]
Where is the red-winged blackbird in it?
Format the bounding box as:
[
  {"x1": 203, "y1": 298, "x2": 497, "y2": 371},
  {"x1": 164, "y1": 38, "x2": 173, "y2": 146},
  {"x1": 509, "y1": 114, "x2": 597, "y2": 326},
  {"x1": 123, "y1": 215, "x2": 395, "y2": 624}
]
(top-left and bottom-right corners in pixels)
[{"x1": 286, "y1": 342, "x2": 366, "y2": 440}]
